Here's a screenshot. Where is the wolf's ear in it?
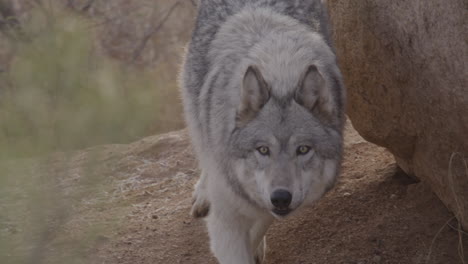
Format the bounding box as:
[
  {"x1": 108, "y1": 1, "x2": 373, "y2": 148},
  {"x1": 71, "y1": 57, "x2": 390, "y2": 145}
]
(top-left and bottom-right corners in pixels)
[
  {"x1": 236, "y1": 66, "x2": 270, "y2": 126},
  {"x1": 295, "y1": 65, "x2": 324, "y2": 111},
  {"x1": 295, "y1": 65, "x2": 336, "y2": 116}
]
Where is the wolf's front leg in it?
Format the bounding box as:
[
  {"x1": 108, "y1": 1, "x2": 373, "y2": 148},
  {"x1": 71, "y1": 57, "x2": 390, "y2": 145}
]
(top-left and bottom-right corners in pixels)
[
  {"x1": 250, "y1": 217, "x2": 273, "y2": 264},
  {"x1": 206, "y1": 212, "x2": 255, "y2": 264},
  {"x1": 254, "y1": 237, "x2": 266, "y2": 264},
  {"x1": 191, "y1": 170, "x2": 210, "y2": 218}
]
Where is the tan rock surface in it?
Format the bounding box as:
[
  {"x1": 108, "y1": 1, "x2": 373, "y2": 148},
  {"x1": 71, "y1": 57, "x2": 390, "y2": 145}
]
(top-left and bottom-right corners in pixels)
[{"x1": 327, "y1": 0, "x2": 468, "y2": 229}]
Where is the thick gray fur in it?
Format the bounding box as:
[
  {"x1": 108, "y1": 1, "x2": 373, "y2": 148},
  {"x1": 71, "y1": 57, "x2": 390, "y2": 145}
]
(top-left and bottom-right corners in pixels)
[{"x1": 180, "y1": 0, "x2": 345, "y2": 263}]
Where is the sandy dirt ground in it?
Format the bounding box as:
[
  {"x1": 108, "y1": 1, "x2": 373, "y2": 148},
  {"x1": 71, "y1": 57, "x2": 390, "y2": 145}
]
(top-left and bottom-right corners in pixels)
[
  {"x1": 2, "y1": 122, "x2": 466, "y2": 264},
  {"x1": 89, "y1": 122, "x2": 467, "y2": 264}
]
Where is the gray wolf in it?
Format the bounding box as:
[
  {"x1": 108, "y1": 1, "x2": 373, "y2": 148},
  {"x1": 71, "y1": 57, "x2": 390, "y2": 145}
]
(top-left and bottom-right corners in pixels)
[{"x1": 180, "y1": 0, "x2": 345, "y2": 263}]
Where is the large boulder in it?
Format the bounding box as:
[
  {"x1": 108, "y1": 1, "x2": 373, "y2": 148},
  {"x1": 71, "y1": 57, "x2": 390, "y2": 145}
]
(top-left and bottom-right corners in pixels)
[{"x1": 327, "y1": 0, "x2": 468, "y2": 228}]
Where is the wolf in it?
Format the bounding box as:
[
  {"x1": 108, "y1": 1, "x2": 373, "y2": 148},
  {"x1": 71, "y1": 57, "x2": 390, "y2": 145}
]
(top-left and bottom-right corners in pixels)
[{"x1": 180, "y1": 0, "x2": 345, "y2": 263}]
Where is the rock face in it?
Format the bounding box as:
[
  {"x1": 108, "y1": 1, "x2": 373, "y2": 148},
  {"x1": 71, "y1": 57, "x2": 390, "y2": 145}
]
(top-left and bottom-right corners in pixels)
[{"x1": 327, "y1": 0, "x2": 468, "y2": 228}]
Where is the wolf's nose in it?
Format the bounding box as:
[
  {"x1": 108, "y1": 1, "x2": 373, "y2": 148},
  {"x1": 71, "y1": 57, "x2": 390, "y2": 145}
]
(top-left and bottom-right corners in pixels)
[{"x1": 270, "y1": 189, "x2": 292, "y2": 209}]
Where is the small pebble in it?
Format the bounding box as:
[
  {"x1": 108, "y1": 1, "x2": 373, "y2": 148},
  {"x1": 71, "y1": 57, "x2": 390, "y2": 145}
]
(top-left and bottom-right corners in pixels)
[{"x1": 372, "y1": 255, "x2": 382, "y2": 263}]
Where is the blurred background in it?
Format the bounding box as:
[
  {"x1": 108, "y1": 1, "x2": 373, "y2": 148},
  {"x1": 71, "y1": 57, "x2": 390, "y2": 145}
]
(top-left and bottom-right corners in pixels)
[
  {"x1": 1, "y1": 1, "x2": 466, "y2": 264},
  {"x1": 0, "y1": 0, "x2": 195, "y2": 263},
  {"x1": 0, "y1": 0, "x2": 196, "y2": 155}
]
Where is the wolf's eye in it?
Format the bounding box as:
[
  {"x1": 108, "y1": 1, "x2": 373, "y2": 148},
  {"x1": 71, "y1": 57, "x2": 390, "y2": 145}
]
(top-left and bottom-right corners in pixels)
[
  {"x1": 257, "y1": 146, "x2": 270, "y2": 156},
  {"x1": 296, "y1": 145, "x2": 311, "y2": 155}
]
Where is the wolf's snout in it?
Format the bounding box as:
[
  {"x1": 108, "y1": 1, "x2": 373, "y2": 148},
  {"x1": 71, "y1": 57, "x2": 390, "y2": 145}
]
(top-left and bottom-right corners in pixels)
[{"x1": 270, "y1": 189, "x2": 292, "y2": 210}]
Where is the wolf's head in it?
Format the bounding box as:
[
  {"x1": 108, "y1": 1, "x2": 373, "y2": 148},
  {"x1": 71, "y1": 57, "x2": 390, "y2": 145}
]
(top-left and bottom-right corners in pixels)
[{"x1": 229, "y1": 64, "x2": 344, "y2": 218}]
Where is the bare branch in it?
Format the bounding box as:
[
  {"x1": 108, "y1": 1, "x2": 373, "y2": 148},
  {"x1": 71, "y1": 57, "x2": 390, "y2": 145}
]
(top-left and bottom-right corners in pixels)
[
  {"x1": 81, "y1": 0, "x2": 96, "y2": 12},
  {"x1": 131, "y1": 0, "x2": 182, "y2": 63},
  {"x1": 66, "y1": 0, "x2": 95, "y2": 12},
  {"x1": 66, "y1": 0, "x2": 75, "y2": 9},
  {"x1": 0, "y1": 0, "x2": 19, "y2": 30}
]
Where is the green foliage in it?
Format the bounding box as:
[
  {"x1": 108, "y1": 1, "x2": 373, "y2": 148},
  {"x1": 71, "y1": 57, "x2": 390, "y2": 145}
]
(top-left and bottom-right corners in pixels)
[
  {"x1": 0, "y1": 7, "x2": 159, "y2": 159},
  {"x1": 0, "y1": 6, "x2": 172, "y2": 264}
]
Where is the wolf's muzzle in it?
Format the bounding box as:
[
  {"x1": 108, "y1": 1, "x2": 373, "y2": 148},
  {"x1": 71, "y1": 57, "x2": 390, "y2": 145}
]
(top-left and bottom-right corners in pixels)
[{"x1": 270, "y1": 189, "x2": 292, "y2": 215}]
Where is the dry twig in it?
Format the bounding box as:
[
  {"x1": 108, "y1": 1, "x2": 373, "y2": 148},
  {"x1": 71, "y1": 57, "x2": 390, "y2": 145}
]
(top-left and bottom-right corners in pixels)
[{"x1": 131, "y1": 0, "x2": 183, "y2": 62}]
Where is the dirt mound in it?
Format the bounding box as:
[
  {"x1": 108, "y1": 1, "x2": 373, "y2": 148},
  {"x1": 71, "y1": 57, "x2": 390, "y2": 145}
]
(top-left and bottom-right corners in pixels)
[
  {"x1": 89, "y1": 122, "x2": 466, "y2": 264},
  {"x1": 2, "y1": 123, "x2": 466, "y2": 263}
]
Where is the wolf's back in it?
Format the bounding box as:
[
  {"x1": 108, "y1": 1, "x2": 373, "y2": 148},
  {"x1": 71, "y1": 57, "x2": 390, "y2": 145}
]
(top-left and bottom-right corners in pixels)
[
  {"x1": 180, "y1": 0, "x2": 335, "y2": 159},
  {"x1": 183, "y1": 0, "x2": 330, "y2": 101}
]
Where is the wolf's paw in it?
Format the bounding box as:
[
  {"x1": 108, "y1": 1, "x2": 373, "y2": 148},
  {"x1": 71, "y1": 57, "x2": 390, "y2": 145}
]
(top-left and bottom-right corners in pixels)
[
  {"x1": 254, "y1": 254, "x2": 263, "y2": 264},
  {"x1": 190, "y1": 192, "x2": 210, "y2": 218},
  {"x1": 254, "y1": 237, "x2": 266, "y2": 264}
]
